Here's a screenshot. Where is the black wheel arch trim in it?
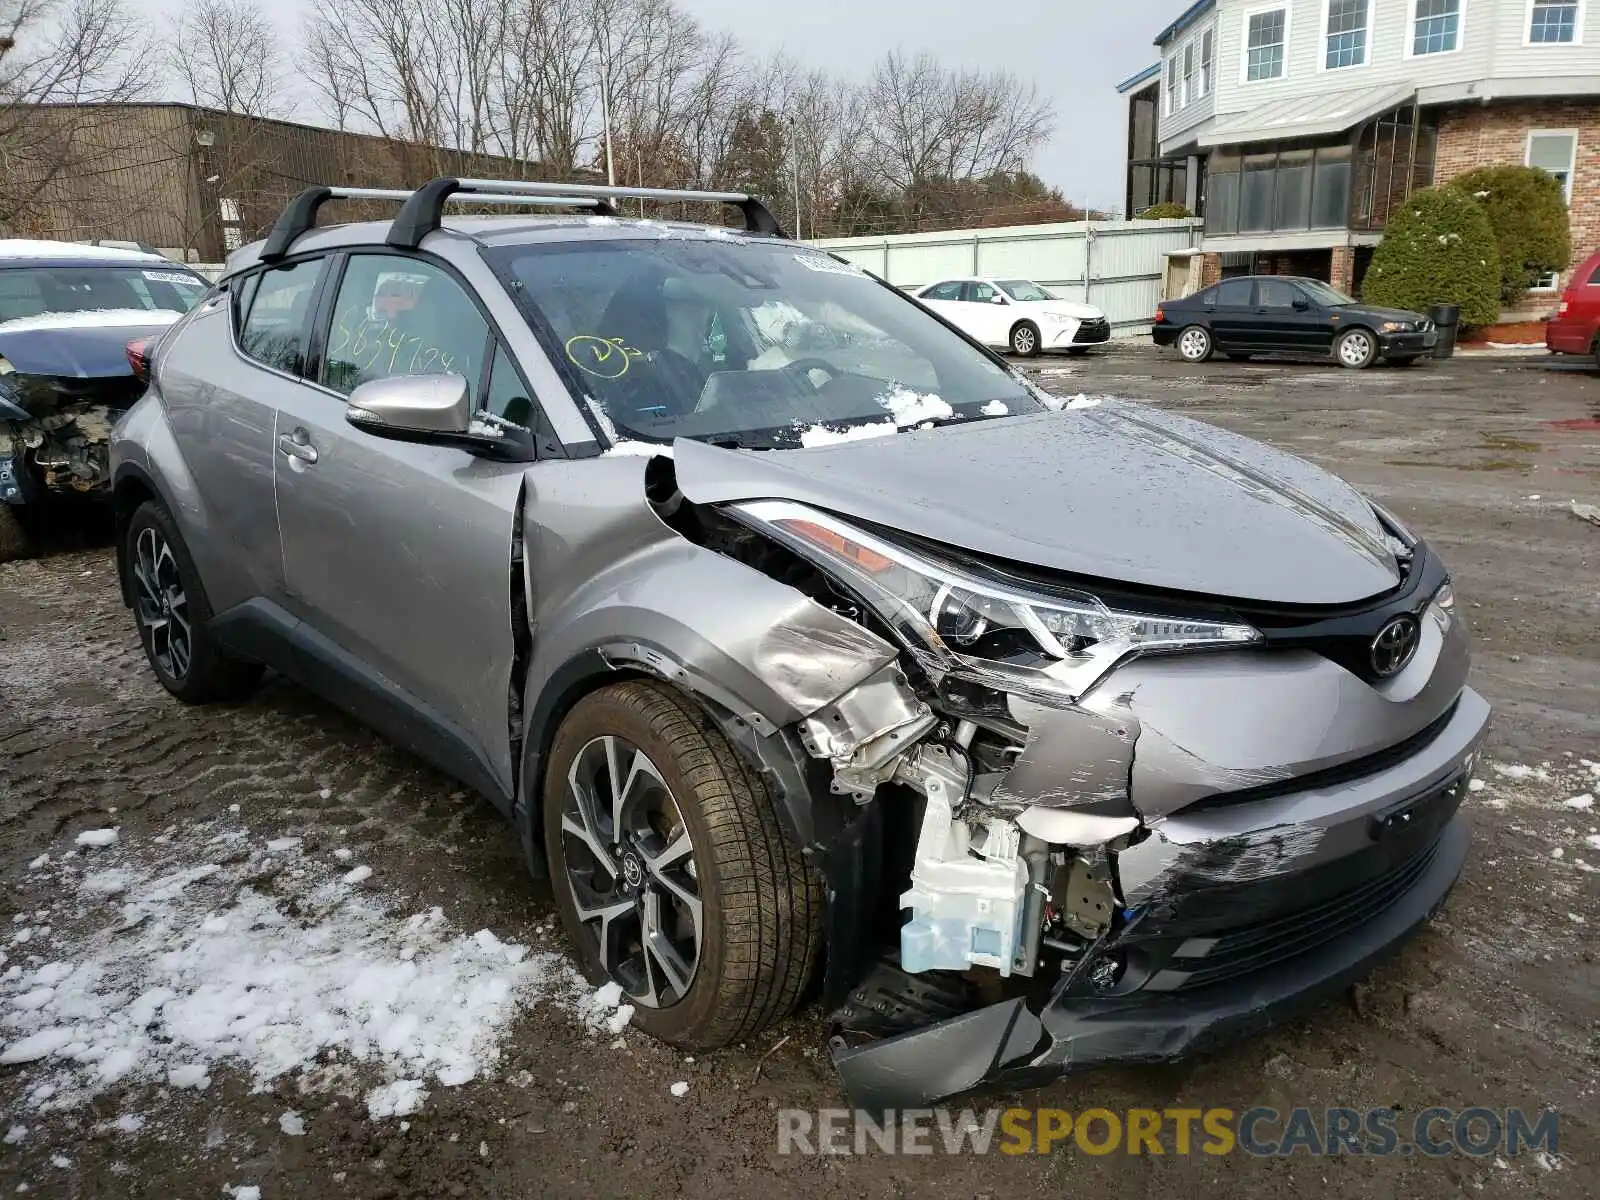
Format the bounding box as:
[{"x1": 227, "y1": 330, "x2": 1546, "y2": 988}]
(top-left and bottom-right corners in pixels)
[{"x1": 111, "y1": 461, "x2": 182, "y2": 609}]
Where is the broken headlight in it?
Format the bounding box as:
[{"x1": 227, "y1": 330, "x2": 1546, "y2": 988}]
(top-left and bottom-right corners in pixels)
[{"x1": 728, "y1": 500, "x2": 1262, "y2": 702}]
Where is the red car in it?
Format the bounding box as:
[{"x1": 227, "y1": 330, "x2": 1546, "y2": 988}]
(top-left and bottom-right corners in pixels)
[{"x1": 1544, "y1": 249, "x2": 1600, "y2": 363}]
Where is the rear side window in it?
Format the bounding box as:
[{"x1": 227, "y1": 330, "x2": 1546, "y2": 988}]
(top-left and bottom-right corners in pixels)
[
  {"x1": 238, "y1": 259, "x2": 323, "y2": 376},
  {"x1": 922, "y1": 281, "x2": 963, "y2": 300},
  {"x1": 1256, "y1": 279, "x2": 1301, "y2": 309},
  {"x1": 1585, "y1": 257, "x2": 1600, "y2": 285},
  {"x1": 321, "y1": 254, "x2": 488, "y2": 404},
  {"x1": 1215, "y1": 278, "x2": 1254, "y2": 306}
]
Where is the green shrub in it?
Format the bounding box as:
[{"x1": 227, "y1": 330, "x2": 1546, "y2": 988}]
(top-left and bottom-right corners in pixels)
[
  {"x1": 1446, "y1": 164, "x2": 1571, "y2": 304},
  {"x1": 1136, "y1": 201, "x2": 1193, "y2": 219},
  {"x1": 1363, "y1": 187, "x2": 1500, "y2": 326}
]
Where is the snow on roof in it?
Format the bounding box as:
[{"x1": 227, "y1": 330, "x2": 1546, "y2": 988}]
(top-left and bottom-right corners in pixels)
[
  {"x1": 0, "y1": 239, "x2": 171, "y2": 264},
  {"x1": 0, "y1": 309, "x2": 183, "y2": 334}
]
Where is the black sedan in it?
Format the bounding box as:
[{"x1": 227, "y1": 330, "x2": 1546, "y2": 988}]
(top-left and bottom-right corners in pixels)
[{"x1": 1151, "y1": 275, "x2": 1437, "y2": 369}]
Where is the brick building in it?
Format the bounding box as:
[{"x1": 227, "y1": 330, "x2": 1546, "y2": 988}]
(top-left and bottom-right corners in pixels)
[
  {"x1": 0, "y1": 103, "x2": 572, "y2": 263},
  {"x1": 1120, "y1": 0, "x2": 1600, "y2": 307}
]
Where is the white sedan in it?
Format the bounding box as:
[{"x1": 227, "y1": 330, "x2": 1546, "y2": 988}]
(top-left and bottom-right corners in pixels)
[{"x1": 912, "y1": 277, "x2": 1110, "y2": 358}]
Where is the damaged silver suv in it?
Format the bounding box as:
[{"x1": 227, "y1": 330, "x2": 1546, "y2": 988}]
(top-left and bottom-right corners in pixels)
[{"x1": 111, "y1": 179, "x2": 1488, "y2": 1109}]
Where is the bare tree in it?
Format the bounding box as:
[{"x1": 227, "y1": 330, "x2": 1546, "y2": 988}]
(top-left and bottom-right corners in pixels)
[
  {"x1": 167, "y1": 0, "x2": 284, "y2": 118},
  {"x1": 0, "y1": 0, "x2": 158, "y2": 232}
]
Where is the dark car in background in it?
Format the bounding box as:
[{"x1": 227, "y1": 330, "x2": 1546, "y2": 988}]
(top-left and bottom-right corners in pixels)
[
  {"x1": 0, "y1": 241, "x2": 210, "y2": 559},
  {"x1": 1152, "y1": 275, "x2": 1437, "y2": 369}
]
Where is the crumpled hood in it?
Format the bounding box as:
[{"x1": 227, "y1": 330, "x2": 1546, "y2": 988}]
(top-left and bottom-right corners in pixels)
[
  {"x1": 0, "y1": 312, "x2": 176, "y2": 380},
  {"x1": 673, "y1": 402, "x2": 1403, "y2": 605}
]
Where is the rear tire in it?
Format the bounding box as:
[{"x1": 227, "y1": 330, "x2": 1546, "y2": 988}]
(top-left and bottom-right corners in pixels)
[
  {"x1": 1336, "y1": 327, "x2": 1378, "y2": 369},
  {"x1": 544, "y1": 681, "x2": 822, "y2": 1050},
  {"x1": 0, "y1": 505, "x2": 28, "y2": 564},
  {"x1": 1177, "y1": 325, "x2": 1213, "y2": 362},
  {"x1": 1010, "y1": 322, "x2": 1041, "y2": 357},
  {"x1": 126, "y1": 500, "x2": 263, "y2": 703}
]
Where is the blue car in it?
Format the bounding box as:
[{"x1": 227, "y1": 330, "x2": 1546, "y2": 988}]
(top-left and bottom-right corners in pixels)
[{"x1": 0, "y1": 241, "x2": 210, "y2": 559}]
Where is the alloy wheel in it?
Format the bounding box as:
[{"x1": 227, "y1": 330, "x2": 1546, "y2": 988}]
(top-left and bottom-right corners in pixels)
[
  {"x1": 1179, "y1": 327, "x2": 1210, "y2": 360},
  {"x1": 132, "y1": 526, "x2": 192, "y2": 681},
  {"x1": 1339, "y1": 330, "x2": 1374, "y2": 367},
  {"x1": 1012, "y1": 326, "x2": 1037, "y2": 355},
  {"x1": 560, "y1": 735, "x2": 702, "y2": 1008}
]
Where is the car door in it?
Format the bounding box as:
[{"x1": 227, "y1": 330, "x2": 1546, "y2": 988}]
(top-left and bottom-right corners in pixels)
[
  {"x1": 1253, "y1": 278, "x2": 1328, "y2": 354},
  {"x1": 1206, "y1": 277, "x2": 1256, "y2": 349},
  {"x1": 962, "y1": 281, "x2": 1010, "y2": 346},
  {"x1": 917, "y1": 280, "x2": 967, "y2": 329},
  {"x1": 159, "y1": 255, "x2": 331, "y2": 613},
  {"x1": 271, "y1": 250, "x2": 534, "y2": 802}
]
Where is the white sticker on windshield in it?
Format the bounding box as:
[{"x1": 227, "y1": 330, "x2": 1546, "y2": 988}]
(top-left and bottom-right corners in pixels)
[
  {"x1": 142, "y1": 270, "x2": 198, "y2": 286},
  {"x1": 793, "y1": 252, "x2": 867, "y2": 279}
]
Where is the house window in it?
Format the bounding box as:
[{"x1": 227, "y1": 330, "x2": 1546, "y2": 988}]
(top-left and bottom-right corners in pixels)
[
  {"x1": 1166, "y1": 56, "x2": 1179, "y2": 114},
  {"x1": 1245, "y1": 8, "x2": 1288, "y2": 80},
  {"x1": 1326, "y1": 0, "x2": 1370, "y2": 68},
  {"x1": 1528, "y1": 129, "x2": 1577, "y2": 288},
  {"x1": 1529, "y1": 1, "x2": 1581, "y2": 43},
  {"x1": 1184, "y1": 43, "x2": 1197, "y2": 104},
  {"x1": 1201, "y1": 29, "x2": 1215, "y2": 95},
  {"x1": 1412, "y1": 0, "x2": 1461, "y2": 55}
]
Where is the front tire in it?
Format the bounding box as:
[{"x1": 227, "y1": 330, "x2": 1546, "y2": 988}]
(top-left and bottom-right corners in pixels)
[
  {"x1": 0, "y1": 504, "x2": 28, "y2": 564},
  {"x1": 1177, "y1": 325, "x2": 1213, "y2": 362},
  {"x1": 126, "y1": 501, "x2": 263, "y2": 703},
  {"x1": 544, "y1": 681, "x2": 822, "y2": 1050},
  {"x1": 1010, "y1": 322, "x2": 1041, "y2": 357},
  {"x1": 1336, "y1": 327, "x2": 1378, "y2": 369}
]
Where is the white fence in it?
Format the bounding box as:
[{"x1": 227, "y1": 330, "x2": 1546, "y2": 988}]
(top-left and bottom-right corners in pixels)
[{"x1": 808, "y1": 218, "x2": 1203, "y2": 332}]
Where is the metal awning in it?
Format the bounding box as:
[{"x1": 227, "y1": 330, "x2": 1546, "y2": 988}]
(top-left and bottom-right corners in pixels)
[{"x1": 1198, "y1": 84, "x2": 1415, "y2": 148}]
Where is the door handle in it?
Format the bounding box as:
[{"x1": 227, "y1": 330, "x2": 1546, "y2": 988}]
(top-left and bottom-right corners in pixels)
[{"x1": 277, "y1": 429, "x2": 319, "y2": 464}]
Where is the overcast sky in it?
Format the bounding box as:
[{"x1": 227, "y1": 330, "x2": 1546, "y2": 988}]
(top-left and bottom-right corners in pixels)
[
  {"x1": 134, "y1": 0, "x2": 1192, "y2": 212},
  {"x1": 676, "y1": 0, "x2": 1195, "y2": 211}
]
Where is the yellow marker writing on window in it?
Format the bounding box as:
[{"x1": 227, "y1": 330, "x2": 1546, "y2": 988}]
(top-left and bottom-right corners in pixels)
[{"x1": 566, "y1": 335, "x2": 641, "y2": 380}]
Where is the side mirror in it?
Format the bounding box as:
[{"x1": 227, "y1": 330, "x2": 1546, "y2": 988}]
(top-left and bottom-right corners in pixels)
[
  {"x1": 1292, "y1": 298, "x2": 1310, "y2": 311},
  {"x1": 990, "y1": 294, "x2": 1007, "y2": 305},
  {"x1": 344, "y1": 373, "x2": 532, "y2": 460}
]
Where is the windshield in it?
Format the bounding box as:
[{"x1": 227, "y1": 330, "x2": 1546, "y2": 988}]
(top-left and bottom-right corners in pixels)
[
  {"x1": 484, "y1": 237, "x2": 1041, "y2": 447},
  {"x1": 1297, "y1": 278, "x2": 1355, "y2": 306},
  {"x1": 0, "y1": 264, "x2": 208, "y2": 326},
  {"x1": 997, "y1": 280, "x2": 1056, "y2": 302}
]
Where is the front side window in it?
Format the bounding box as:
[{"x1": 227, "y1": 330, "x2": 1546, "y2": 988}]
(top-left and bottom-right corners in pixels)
[
  {"x1": 997, "y1": 280, "x2": 1055, "y2": 302},
  {"x1": 1201, "y1": 28, "x2": 1215, "y2": 95},
  {"x1": 237, "y1": 258, "x2": 322, "y2": 376},
  {"x1": 1326, "y1": 0, "x2": 1370, "y2": 68},
  {"x1": 322, "y1": 255, "x2": 489, "y2": 403},
  {"x1": 965, "y1": 282, "x2": 1000, "y2": 303},
  {"x1": 1256, "y1": 278, "x2": 1303, "y2": 308},
  {"x1": 1246, "y1": 8, "x2": 1288, "y2": 80},
  {"x1": 0, "y1": 264, "x2": 207, "y2": 327},
  {"x1": 1413, "y1": 0, "x2": 1461, "y2": 55},
  {"x1": 484, "y1": 239, "x2": 1040, "y2": 447},
  {"x1": 1530, "y1": 0, "x2": 1580, "y2": 43}
]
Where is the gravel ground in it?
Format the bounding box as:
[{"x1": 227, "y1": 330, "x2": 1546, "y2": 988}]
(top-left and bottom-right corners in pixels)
[{"x1": 1, "y1": 346, "x2": 1597, "y2": 1198}]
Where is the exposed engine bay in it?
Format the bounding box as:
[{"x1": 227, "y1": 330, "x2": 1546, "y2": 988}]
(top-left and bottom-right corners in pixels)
[{"x1": 0, "y1": 367, "x2": 136, "y2": 506}]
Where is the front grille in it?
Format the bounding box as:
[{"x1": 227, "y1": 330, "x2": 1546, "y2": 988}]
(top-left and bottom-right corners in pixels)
[
  {"x1": 1167, "y1": 836, "x2": 1441, "y2": 991},
  {"x1": 1073, "y1": 317, "x2": 1111, "y2": 344}
]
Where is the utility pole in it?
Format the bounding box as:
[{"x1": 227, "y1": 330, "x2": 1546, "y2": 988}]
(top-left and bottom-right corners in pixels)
[
  {"x1": 596, "y1": 21, "x2": 616, "y2": 190},
  {"x1": 788, "y1": 116, "x2": 802, "y2": 240}
]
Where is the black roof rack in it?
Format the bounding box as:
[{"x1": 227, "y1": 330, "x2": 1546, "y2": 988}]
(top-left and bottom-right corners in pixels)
[
  {"x1": 259, "y1": 185, "x2": 622, "y2": 262},
  {"x1": 385, "y1": 177, "x2": 789, "y2": 249}
]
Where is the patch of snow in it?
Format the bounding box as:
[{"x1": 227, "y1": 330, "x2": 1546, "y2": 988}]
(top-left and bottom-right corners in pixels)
[
  {"x1": 606, "y1": 1005, "x2": 634, "y2": 1035},
  {"x1": 334, "y1": 848, "x2": 354, "y2": 862},
  {"x1": 49, "y1": 1156, "x2": 69, "y2": 1169},
  {"x1": 75, "y1": 829, "x2": 119, "y2": 848},
  {"x1": 1467, "y1": 779, "x2": 1487, "y2": 793},
  {"x1": 319, "y1": 788, "x2": 332, "y2": 800},
  {"x1": 27, "y1": 856, "x2": 48, "y2": 871},
  {"x1": 1567, "y1": 912, "x2": 1585, "y2": 924},
  {"x1": 1037, "y1": 392, "x2": 1103, "y2": 412},
  {"x1": 228, "y1": 1187, "x2": 261, "y2": 1200},
  {"x1": 3, "y1": 1126, "x2": 24, "y2": 1145},
  {"x1": 342, "y1": 865, "x2": 373, "y2": 885},
  {"x1": 81, "y1": 869, "x2": 134, "y2": 896},
  {"x1": 876, "y1": 385, "x2": 954, "y2": 427},
  {"x1": 0, "y1": 831, "x2": 584, "y2": 1118},
  {"x1": 670, "y1": 1080, "x2": 690, "y2": 1097},
  {"x1": 1563, "y1": 794, "x2": 1593, "y2": 810},
  {"x1": 266, "y1": 838, "x2": 301, "y2": 853},
  {"x1": 0, "y1": 309, "x2": 181, "y2": 335},
  {"x1": 279, "y1": 1110, "x2": 305, "y2": 1136},
  {"x1": 797, "y1": 421, "x2": 896, "y2": 448},
  {"x1": 109, "y1": 1114, "x2": 143, "y2": 1134},
  {"x1": 585, "y1": 215, "x2": 618, "y2": 226},
  {"x1": 1586, "y1": 834, "x2": 1600, "y2": 852},
  {"x1": 0, "y1": 239, "x2": 169, "y2": 263},
  {"x1": 1491, "y1": 763, "x2": 1550, "y2": 782},
  {"x1": 367, "y1": 1079, "x2": 427, "y2": 1119},
  {"x1": 603, "y1": 439, "x2": 673, "y2": 458},
  {"x1": 980, "y1": 400, "x2": 1010, "y2": 416}
]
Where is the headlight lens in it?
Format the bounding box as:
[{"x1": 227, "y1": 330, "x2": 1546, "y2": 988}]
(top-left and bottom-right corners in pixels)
[
  {"x1": 1381, "y1": 320, "x2": 1415, "y2": 333},
  {"x1": 729, "y1": 500, "x2": 1263, "y2": 701},
  {"x1": 1430, "y1": 579, "x2": 1455, "y2": 630}
]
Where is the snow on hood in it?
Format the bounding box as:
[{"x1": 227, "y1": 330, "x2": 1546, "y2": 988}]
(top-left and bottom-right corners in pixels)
[
  {"x1": 0, "y1": 308, "x2": 183, "y2": 334},
  {"x1": 0, "y1": 239, "x2": 170, "y2": 264}
]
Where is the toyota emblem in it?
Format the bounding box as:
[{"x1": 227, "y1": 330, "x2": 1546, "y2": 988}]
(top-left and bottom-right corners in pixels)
[{"x1": 1370, "y1": 615, "x2": 1420, "y2": 678}]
